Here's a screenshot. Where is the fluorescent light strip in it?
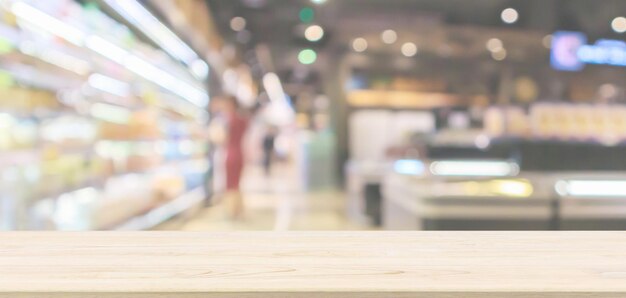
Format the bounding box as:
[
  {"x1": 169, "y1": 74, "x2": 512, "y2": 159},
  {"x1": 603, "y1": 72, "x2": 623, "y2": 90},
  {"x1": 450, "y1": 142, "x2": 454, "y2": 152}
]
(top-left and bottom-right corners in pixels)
[
  {"x1": 103, "y1": 0, "x2": 198, "y2": 64},
  {"x1": 11, "y1": 2, "x2": 208, "y2": 108},
  {"x1": 85, "y1": 35, "x2": 128, "y2": 65},
  {"x1": 556, "y1": 180, "x2": 626, "y2": 197},
  {"x1": 430, "y1": 160, "x2": 519, "y2": 177},
  {"x1": 88, "y1": 73, "x2": 131, "y2": 97},
  {"x1": 124, "y1": 55, "x2": 207, "y2": 107},
  {"x1": 11, "y1": 2, "x2": 84, "y2": 46},
  {"x1": 86, "y1": 36, "x2": 207, "y2": 107},
  {"x1": 394, "y1": 159, "x2": 425, "y2": 176}
]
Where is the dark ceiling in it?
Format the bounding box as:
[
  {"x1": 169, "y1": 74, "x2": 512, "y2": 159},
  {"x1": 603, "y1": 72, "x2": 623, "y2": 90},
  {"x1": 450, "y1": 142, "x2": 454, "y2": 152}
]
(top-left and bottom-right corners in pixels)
[{"x1": 206, "y1": 0, "x2": 626, "y2": 93}]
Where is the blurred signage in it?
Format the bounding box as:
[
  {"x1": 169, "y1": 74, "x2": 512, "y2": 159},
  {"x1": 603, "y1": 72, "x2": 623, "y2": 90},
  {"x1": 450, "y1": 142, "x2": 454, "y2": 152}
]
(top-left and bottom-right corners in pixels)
[{"x1": 551, "y1": 31, "x2": 626, "y2": 71}]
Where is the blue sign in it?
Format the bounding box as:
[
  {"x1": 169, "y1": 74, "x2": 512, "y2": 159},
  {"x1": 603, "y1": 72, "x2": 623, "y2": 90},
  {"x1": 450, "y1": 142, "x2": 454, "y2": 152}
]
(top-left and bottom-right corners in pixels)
[{"x1": 551, "y1": 31, "x2": 626, "y2": 71}]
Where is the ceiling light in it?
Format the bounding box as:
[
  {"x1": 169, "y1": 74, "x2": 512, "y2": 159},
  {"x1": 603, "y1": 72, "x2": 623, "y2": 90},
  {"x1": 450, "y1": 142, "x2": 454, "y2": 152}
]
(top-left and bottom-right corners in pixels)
[
  {"x1": 299, "y1": 7, "x2": 315, "y2": 23},
  {"x1": 486, "y1": 38, "x2": 503, "y2": 52},
  {"x1": 298, "y1": 49, "x2": 317, "y2": 65},
  {"x1": 304, "y1": 25, "x2": 324, "y2": 42},
  {"x1": 612, "y1": 17, "x2": 626, "y2": 33},
  {"x1": 501, "y1": 8, "x2": 519, "y2": 24},
  {"x1": 401, "y1": 42, "x2": 417, "y2": 57},
  {"x1": 311, "y1": 0, "x2": 327, "y2": 4},
  {"x1": 381, "y1": 29, "x2": 397, "y2": 44},
  {"x1": 492, "y1": 49, "x2": 507, "y2": 61},
  {"x1": 352, "y1": 38, "x2": 368, "y2": 52},
  {"x1": 230, "y1": 16, "x2": 246, "y2": 32}
]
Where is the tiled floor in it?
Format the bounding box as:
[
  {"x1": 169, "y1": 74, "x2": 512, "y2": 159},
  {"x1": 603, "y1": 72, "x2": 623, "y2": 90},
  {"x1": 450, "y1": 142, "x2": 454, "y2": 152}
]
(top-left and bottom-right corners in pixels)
[{"x1": 157, "y1": 163, "x2": 370, "y2": 231}]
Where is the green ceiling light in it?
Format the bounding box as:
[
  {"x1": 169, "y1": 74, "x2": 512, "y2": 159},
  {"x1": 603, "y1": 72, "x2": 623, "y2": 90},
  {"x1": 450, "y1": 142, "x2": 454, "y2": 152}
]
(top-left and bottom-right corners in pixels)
[
  {"x1": 299, "y1": 7, "x2": 314, "y2": 23},
  {"x1": 298, "y1": 49, "x2": 317, "y2": 65}
]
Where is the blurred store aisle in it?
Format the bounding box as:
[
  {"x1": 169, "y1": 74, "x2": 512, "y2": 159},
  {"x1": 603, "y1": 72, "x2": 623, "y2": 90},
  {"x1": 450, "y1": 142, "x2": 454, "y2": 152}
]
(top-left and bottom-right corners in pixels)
[{"x1": 157, "y1": 164, "x2": 369, "y2": 231}]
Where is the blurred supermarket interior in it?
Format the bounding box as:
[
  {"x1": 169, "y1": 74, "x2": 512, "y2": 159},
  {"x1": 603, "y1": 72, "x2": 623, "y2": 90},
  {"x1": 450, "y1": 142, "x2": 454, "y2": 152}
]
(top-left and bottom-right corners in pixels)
[{"x1": 3, "y1": 0, "x2": 626, "y2": 231}]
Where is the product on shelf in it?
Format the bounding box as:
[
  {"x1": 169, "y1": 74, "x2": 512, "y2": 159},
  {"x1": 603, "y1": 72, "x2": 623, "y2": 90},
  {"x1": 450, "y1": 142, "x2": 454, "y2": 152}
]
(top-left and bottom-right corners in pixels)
[
  {"x1": 485, "y1": 103, "x2": 626, "y2": 144},
  {"x1": 0, "y1": 0, "x2": 210, "y2": 230}
]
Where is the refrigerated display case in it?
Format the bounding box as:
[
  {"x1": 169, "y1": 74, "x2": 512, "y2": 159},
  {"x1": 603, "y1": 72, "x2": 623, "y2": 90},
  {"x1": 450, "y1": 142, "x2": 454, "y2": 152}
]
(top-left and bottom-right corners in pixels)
[
  {"x1": 0, "y1": 0, "x2": 211, "y2": 230},
  {"x1": 382, "y1": 159, "x2": 556, "y2": 230},
  {"x1": 555, "y1": 176, "x2": 626, "y2": 230}
]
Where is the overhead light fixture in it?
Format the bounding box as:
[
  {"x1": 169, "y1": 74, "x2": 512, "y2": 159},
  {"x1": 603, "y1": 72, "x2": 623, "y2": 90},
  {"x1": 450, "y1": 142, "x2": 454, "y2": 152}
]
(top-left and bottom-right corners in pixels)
[
  {"x1": 429, "y1": 160, "x2": 519, "y2": 177},
  {"x1": 311, "y1": 0, "x2": 327, "y2": 4},
  {"x1": 612, "y1": 17, "x2": 626, "y2": 33},
  {"x1": 230, "y1": 16, "x2": 246, "y2": 32},
  {"x1": 401, "y1": 42, "x2": 418, "y2": 57},
  {"x1": 304, "y1": 25, "x2": 324, "y2": 42},
  {"x1": 486, "y1": 38, "x2": 503, "y2": 52},
  {"x1": 299, "y1": 7, "x2": 315, "y2": 23},
  {"x1": 501, "y1": 8, "x2": 519, "y2": 24},
  {"x1": 381, "y1": 29, "x2": 397, "y2": 44},
  {"x1": 491, "y1": 48, "x2": 507, "y2": 61},
  {"x1": 103, "y1": 0, "x2": 200, "y2": 66},
  {"x1": 352, "y1": 37, "x2": 368, "y2": 52},
  {"x1": 556, "y1": 180, "x2": 626, "y2": 197},
  {"x1": 298, "y1": 49, "x2": 317, "y2": 64}
]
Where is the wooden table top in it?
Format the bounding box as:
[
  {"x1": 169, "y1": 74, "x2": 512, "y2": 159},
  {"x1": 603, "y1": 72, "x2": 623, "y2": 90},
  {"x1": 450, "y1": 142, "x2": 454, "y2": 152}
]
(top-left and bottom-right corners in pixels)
[{"x1": 1, "y1": 232, "x2": 626, "y2": 297}]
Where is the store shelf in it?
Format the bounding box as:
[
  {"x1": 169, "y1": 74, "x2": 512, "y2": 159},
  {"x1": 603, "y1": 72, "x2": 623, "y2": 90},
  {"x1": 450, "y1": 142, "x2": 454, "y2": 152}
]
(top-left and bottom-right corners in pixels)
[
  {"x1": 1, "y1": 232, "x2": 626, "y2": 297},
  {"x1": 347, "y1": 89, "x2": 461, "y2": 109},
  {"x1": 114, "y1": 186, "x2": 204, "y2": 230}
]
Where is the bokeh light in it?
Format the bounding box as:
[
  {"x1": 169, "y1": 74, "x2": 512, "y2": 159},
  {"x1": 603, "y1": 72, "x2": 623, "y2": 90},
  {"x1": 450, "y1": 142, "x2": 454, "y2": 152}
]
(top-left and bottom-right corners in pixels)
[
  {"x1": 486, "y1": 38, "x2": 503, "y2": 52},
  {"x1": 230, "y1": 16, "x2": 246, "y2": 31},
  {"x1": 612, "y1": 17, "x2": 626, "y2": 33},
  {"x1": 304, "y1": 25, "x2": 324, "y2": 42},
  {"x1": 381, "y1": 29, "x2": 397, "y2": 44},
  {"x1": 401, "y1": 42, "x2": 418, "y2": 57},
  {"x1": 299, "y1": 7, "x2": 315, "y2": 23},
  {"x1": 352, "y1": 38, "x2": 368, "y2": 52},
  {"x1": 298, "y1": 49, "x2": 317, "y2": 64},
  {"x1": 491, "y1": 48, "x2": 507, "y2": 61},
  {"x1": 501, "y1": 8, "x2": 519, "y2": 24}
]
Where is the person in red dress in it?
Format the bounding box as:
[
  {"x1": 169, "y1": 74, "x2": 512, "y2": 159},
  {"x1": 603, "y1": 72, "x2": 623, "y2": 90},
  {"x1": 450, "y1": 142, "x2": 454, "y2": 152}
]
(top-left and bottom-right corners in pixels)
[{"x1": 223, "y1": 96, "x2": 249, "y2": 219}]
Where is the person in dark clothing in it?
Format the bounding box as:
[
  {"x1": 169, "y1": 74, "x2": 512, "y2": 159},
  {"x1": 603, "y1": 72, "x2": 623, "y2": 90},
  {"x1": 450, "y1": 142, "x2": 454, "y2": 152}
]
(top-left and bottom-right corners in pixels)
[{"x1": 262, "y1": 126, "x2": 277, "y2": 176}]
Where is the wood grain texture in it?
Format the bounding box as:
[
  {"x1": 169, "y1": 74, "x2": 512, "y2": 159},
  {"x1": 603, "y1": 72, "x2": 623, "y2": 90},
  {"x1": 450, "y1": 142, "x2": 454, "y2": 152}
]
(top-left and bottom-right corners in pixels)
[{"x1": 1, "y1": 232, "x2": 626, "y2": 297}]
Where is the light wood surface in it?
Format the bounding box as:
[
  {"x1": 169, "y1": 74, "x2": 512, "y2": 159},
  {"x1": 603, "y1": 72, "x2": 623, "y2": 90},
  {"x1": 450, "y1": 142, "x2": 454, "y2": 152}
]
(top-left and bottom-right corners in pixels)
[{"x1": 1, "y1": 232, "x2": 626, "y2": 297}]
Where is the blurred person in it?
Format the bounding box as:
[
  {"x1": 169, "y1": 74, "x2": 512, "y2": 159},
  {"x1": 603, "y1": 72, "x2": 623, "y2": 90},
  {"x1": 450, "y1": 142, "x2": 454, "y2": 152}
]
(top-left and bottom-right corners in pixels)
[
  {"x1": 223, "y1": 96, "x2": 249, "y2": 219},
  {"x1": 262, "y1": 126, "x2": 278, "y2": 177},
  {"x1": 205, "y1": 99, "x2": 228, "y2": 206}
]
